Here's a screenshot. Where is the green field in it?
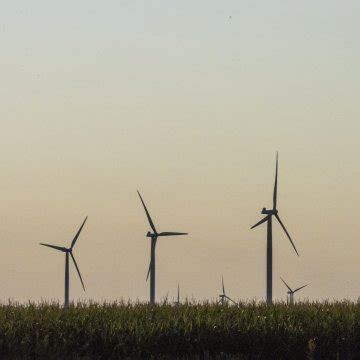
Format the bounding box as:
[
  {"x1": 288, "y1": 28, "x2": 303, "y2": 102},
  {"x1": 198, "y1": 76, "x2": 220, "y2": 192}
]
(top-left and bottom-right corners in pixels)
[{"x1": 0, "y1": 301, "x2": 359, "y2": 359}]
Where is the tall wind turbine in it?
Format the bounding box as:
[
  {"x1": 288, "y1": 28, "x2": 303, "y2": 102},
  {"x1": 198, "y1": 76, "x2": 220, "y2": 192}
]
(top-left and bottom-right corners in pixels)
[
  {"x1": 251, "y1": 153, "x2": 299, "y2": 304},
  {"x1": 40, "y1": 217, "x2": 87, "y2": 307},
  {"x1": 280, "y1": 277, "x2": 307, "y2": 305},
  {"x1": 219, "y1": 276, "x2": 237, "y2": 305},
  {"x1": 137, "y1": 191, "x2": 188, "y2": 304}
]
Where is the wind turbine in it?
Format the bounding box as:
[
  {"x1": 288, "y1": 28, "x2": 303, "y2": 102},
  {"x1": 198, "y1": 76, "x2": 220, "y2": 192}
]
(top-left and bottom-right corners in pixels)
[
  {"x1": 219, "y1": 276, "x2": 237, "y2": 305},
  {"x1": 280, "y1": 277, "x2": 307, "y2": 305},
  {"x1": 175, "y1": 283, "x2": 180, "y2": 305},
  {"x1": 251, "y1": 153, "x2": 299, "y2": 304},
  {"x1": 137, "y1": 191, "x2": 188, "y2": 304},
  {"x1": 40, "y1": 217, "x2": 87, "y2": 307}
]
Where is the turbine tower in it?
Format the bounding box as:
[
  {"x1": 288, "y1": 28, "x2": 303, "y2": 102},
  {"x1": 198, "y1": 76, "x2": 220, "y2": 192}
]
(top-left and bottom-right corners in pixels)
[
  {"x1": 175, "y1": 283, "x2": 180, "y2": 305},
  {"x1": 280, "y1": 277, "x2": 307, "y2": 305},
  {"x1": 219, "y1": 276, "x2": 237, "y2": 305},
  {"x1": 137, "y1": 191, "x2": 188, "y2": 304},
  {"x1": 251, "y1": 153, "x2": 299, "y2": 304},
  {"x1": 40, "y1": 217, "x2": 87, "y2": 307}
]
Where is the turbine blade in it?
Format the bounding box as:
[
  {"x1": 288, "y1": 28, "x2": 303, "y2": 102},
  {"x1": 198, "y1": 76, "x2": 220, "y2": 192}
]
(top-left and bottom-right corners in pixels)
[
  {"x1": 158, "y1": 232, "x2": 188, "y2": 236},
  {"x1": 250, "y1": 215, "x2": 271, "y2": 229},
  {"x1": 222, "y1": 275, "x2": 225, "y2": 295},
  {"x1": 70, "y1": 252, "x2": 85, "y2": 291},
  {"x1": 280, "y1": 277, "x2": 293, "y2": 292},
  {"x1": 146, "y1": 237, "x2": 157, "y2": 281},
  {"x1": 225, "y1": 295, "x2": 237, "y2": 305},
  {"x1": 39, "y1": 243, "x2": 67, "y2": 252},
  {"x1": 70, "y1": 216, "x2": 88, "y2": 249},
  {"x1": 146, "y1": 261, "x2": 151, "y2": 281},
  {"x1": 273, "y1": 152, "x2": 278, "y2": 210},
  {"x1": 293, "y1": 284, "x2": 307, "y2": 293},
  {"x1": 137, "y1": 191, "x2": 157, "y2": 233},
  {"x1": 275, "y1": 214, "x2": 299, "y2": 256}
]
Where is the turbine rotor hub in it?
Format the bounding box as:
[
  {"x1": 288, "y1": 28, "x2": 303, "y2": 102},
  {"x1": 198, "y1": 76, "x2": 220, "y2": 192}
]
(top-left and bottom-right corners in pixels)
[{"x1": 261, "y1": 208, "x2": 277, "y2": 215}]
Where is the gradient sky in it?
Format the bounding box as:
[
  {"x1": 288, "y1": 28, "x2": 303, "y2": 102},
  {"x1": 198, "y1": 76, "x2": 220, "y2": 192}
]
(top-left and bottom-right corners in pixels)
[{"x1": 1, "y1": 1, "x2": 360, "y2": 303}]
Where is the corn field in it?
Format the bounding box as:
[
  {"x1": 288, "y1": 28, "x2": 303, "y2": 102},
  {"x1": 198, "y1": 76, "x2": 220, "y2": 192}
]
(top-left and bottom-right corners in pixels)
[{"x1": 0, "y1": 300, "x2": 359, "y2": 359}]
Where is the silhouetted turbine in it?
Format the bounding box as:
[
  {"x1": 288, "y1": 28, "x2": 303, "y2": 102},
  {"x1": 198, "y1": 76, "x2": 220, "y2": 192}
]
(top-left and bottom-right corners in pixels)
[
  {"x1": 40, "y1": 217, "x2": 87, "y2": 307},
  {"x1": 251, "y1": 153, "x2": 299, "y2": 304},
  {"x1": 219, "y1": 276, "x2": 236, "y2": 305},
  {"x1": 280, "y1": 277, "x2": 307, "y2": 305},
  {"x1": 137, "y1": 191, "x2": 188, "y2": 304}
]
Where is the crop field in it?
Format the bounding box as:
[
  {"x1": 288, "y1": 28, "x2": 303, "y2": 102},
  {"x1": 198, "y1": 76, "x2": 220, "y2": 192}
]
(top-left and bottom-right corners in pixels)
[{"x1": 0, "y1": 301, "x2": 360, "y2": 359}]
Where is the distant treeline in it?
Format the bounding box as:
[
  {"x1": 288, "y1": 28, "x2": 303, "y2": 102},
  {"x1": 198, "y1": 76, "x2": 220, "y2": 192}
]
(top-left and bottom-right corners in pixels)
[{"x1": 0, "y1": 301, "x2": 359, "y2": 359}]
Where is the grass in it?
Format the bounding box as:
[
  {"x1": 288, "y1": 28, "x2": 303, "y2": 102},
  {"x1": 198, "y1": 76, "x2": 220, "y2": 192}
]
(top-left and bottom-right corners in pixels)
[{"x1": 0, "y1": 300, "x2": 360, "y2": 359}]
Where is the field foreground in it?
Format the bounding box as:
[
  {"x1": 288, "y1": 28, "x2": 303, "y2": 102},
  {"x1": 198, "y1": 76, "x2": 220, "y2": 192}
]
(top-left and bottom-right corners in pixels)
[{"x1": 0, "y1": 301, "x2": 360, "y2": 359}]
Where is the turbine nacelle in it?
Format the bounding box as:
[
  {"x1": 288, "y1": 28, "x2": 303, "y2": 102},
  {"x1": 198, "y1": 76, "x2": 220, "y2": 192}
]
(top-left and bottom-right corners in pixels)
[
  {"x1": 146, "y1": 231, "x2": 155, "y2": 237},
  {"x1": 261, "y1": 208, "x2": 278, "y2": 215}
]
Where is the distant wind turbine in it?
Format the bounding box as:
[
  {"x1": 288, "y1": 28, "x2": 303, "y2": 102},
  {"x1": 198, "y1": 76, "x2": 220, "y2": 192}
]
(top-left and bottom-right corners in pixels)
[
  {"x1": 137, "y1": 191, "x2": 188, "y2": 304},
  {"x1": 175, "y1": 283, "x2": 180, "y2": 305},
  {"x1": 219, "y1": 276, "x2": 237, "y2": 305},
  {"x1": 164, "y1": 292, "x2": 169, "y2": 304},
  {"x1": 280, "y1": 277, "x2": 307, "y2": 304},
  {"x1": 40, "y1": 217, "x2": 87, "y2": 307},
  {"x1": 251, "y1": 153, "x2": 299, "y2": 304}
]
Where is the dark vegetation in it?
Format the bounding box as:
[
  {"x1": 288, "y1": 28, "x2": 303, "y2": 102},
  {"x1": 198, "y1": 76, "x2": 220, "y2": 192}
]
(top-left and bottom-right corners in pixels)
[{"x1": 0, "y1": 301, "x2": 360, "y2": 359}]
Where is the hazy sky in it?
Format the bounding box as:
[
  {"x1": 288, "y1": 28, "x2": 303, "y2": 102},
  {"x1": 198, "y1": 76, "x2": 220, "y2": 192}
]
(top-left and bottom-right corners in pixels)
[{"x1": 1, "y1": 1, "x2": 360, "y2": 303}]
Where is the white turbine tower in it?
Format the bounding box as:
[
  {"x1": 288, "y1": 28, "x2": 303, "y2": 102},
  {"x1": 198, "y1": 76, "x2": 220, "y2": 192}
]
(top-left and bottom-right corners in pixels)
[
  {"x1": 280, "y1": 277, "x2": 307, "y2": 305},
  {"x1": 219, "y1": 276, "x2": 237, "y2": 305}
]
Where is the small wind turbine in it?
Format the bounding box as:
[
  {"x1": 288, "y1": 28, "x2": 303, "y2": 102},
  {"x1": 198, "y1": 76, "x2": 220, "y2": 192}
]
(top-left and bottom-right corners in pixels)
[
  {"x1": 280, "y1": 277, "x2": 307, "y2": 305},
  {"x1": 219, "y1": 276, "x2": 237, "y2": 305},
  {"x1": 137, "y1": 191, "x2": 188, "y2": 304},
  {"x1": 175, "y1": 283, "x2": 180, "y2": 305},
  {"x1": 40, "y1": 217, "x2": 87, "y2": 307},
  {"x1": 163, "y1": 292, "x2": 169, "y2": 304},
  {"x1": 251, "y1": 153, "x2": 299, "y2": 304}
]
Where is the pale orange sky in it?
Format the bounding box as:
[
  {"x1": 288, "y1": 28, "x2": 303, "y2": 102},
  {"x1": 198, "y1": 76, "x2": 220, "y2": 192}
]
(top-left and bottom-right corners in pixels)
[{"x1": 1, "y1": 1, "x2": 360, "y2": 303}]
